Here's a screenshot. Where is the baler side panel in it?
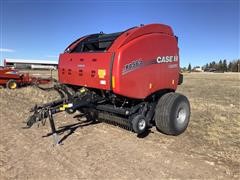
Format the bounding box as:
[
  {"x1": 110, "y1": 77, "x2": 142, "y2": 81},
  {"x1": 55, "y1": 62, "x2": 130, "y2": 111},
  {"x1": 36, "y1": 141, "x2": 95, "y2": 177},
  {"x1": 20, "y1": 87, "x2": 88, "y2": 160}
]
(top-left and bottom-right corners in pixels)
[
  {"x1": 112, "y1": 33, "x2": 179, "y2": 99},
  {"x1": 58, "y1": 53, "x2": 113, "y2": 90}
]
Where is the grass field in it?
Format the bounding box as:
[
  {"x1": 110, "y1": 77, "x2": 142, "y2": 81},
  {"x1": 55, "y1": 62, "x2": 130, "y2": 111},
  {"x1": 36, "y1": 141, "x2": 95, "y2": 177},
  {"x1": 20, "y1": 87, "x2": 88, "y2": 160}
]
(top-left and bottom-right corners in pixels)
[
  {"x1": 0, "y1": 72, "x2": 239, "y2": 179},
  {"x1": 177, "y1": 72, "x2": 240, "y2": 175}
]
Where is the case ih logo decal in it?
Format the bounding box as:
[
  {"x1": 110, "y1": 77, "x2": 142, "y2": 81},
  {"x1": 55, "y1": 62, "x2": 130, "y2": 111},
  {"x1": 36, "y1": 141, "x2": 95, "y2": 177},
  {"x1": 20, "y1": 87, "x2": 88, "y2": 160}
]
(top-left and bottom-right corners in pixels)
[
  {"x1": 122, "y1": 55, "x2": 178, "y2": 75},
  {"x1": 156, "y1": 55, "x2": 178, "y2": 64}
]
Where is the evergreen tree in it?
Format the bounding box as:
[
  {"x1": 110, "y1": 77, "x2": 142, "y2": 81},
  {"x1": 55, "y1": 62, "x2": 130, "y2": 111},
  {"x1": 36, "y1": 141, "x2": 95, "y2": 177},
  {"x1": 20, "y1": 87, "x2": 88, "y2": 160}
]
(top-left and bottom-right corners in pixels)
[
  {"x1": 219, "y1": 60, "x2": 223, "y2": 71},
  {"x1": 204, "y1": 59, "x2": 239, "y2": 72},
  {"x1": 206, "y1": 63, "x2": 209, "y2": 69},
  {"x1": 228, "y1": 62, "x2": 233, "y2": 72},
  {"x1": 223, "y1": 59, "x2": 227, "y2": 72},
  {"x1": 212, "y1": 61, "x2": 216, "y2": 69},
  {"x1": 202, "y1": 63, "x2": 209, "y2": 71},
  {"x1": 187, "y1": 63, "x2": 192, "y2": 71},
  {"x1": 209, "y1": 62, "x2": 212, "y2": 68}
]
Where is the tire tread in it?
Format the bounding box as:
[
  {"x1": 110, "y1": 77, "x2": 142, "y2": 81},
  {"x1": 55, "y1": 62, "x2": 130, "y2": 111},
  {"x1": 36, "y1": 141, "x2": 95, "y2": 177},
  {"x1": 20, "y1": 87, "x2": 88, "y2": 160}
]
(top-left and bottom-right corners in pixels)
[{"x1": 155, "y1": 92, "x2": 189, "y2": 135}]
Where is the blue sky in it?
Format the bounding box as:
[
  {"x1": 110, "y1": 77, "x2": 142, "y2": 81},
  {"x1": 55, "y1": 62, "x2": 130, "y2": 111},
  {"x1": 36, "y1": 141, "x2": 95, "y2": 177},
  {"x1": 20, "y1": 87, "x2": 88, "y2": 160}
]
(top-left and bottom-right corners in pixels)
[{"x1": 0, "y1": 0, "x2": 239, "y2": 67}]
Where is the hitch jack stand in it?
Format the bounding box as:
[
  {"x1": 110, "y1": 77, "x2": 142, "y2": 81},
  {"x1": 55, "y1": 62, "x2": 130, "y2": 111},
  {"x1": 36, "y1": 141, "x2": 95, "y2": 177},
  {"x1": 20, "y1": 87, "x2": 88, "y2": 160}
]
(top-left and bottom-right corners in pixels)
[{"x1": 48, "y1": 109, "x2": 60, "y2": 145}]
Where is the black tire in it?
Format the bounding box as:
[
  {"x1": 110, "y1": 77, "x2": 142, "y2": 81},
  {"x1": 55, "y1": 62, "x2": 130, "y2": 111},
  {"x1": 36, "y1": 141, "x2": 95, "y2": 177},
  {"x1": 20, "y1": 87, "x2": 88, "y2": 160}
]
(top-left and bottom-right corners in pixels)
[
  {"x1": 154, "y1": 92, "x2": 190, "y2": 135},
  {"x1": 132, "y1": 114, "x2": 147, "y2": 134},
  {"x1": 6, "y1": 79, "x2": 18, "y2": 89}
]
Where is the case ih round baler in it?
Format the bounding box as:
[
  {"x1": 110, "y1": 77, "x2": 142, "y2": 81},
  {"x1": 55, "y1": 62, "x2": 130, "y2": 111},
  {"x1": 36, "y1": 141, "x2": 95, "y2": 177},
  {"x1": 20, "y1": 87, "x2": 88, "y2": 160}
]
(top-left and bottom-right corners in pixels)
[{"x1": 26, "y1": 24, "x2": 190, "y2": 144}]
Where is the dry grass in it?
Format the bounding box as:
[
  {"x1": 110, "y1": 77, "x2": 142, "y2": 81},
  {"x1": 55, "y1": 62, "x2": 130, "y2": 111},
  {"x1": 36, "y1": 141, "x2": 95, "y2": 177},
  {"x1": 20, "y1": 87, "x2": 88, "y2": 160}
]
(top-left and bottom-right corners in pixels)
[{"x1": 177, "y1": 72, "x2": 240, "y2": 175}]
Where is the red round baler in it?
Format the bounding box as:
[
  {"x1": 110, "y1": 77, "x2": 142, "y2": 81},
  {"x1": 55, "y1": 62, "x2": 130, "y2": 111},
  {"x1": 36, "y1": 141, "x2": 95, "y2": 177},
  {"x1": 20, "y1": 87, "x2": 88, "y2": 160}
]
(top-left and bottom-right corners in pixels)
[{"x1": 27, "y1": 24, "x2": 190, "y2": 144}]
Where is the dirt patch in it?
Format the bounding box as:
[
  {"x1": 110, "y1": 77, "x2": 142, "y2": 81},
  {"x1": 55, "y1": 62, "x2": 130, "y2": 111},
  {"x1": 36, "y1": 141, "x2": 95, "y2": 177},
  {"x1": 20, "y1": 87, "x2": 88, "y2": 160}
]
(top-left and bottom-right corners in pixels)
[{"x1": 0, "y1": 72, "x2": 239, "y2": 179}]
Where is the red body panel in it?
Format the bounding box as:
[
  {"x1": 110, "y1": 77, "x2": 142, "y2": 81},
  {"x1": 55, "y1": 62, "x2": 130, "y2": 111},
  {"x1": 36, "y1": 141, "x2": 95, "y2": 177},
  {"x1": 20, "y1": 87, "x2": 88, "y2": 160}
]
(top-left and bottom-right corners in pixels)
[
  {"x1": 112, "y1": 34, "x2": 178, "y2": 99},
  {"x1": 58, "y1": 52, "x2": 113, "y2": 90},
  {"x1": 58, "y1": 24, "x2": 180, "y2": 99},
  {"x1": 0, "y1": 68, "x2": 27, "y2": 85}
]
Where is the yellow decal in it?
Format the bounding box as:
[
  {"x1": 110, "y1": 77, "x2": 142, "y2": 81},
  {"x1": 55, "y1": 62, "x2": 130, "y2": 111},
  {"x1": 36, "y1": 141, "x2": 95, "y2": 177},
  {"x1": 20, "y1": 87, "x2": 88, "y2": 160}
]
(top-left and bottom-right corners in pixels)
[
  {"x1": 60, "y1": 107, "x2": 65, "y2": 111},
  {"x1": 98, "y1": 69, "x2": 106, "y2": 79},
  {"x1": 59, "y1": 103, "x2": 73, "y2": 111},
  {"x1": 112, "y1": 76, "x2": 115, "y2": 89},
  {"x1": 80, "y1": 88, "x2": 86, "y2": 93},
  {"x1": 63, "y1": 104, "x2": 69, "y2": 108}
]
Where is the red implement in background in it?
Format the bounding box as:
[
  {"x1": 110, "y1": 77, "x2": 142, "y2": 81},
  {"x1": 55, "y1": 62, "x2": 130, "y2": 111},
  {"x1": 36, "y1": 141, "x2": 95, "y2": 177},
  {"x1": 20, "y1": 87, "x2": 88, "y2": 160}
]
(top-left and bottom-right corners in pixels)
[{"x1": 0, "y1": 67, "x2": 52, "y2": 89}]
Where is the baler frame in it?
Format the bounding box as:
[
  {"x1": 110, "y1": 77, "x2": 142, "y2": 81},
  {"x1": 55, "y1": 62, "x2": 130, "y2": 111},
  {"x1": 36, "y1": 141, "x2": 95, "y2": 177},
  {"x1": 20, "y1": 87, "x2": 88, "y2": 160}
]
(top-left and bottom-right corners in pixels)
[{"x1": 26, "y1": 83, "x2": 158, "y2": 145}]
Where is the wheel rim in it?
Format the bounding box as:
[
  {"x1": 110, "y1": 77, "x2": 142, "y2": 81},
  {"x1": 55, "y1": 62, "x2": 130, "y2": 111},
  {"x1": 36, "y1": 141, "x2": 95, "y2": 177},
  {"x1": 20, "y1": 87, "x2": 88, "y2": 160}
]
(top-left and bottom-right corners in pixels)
[
  {"x1": 177, "y1": 108, "x2": 187, "y2": 124},
  {"x1": 10, "y1": 82, "x2": 17, "y2": 89},
  {"x1": 138, "y1": 119, "x2": 146, "y2": 131}
]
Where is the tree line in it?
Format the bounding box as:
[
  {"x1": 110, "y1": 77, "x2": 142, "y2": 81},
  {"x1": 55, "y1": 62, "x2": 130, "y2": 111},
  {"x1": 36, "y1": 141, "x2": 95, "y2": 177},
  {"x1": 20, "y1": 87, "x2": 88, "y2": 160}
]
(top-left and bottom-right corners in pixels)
[{"x1": 185, "y1": 59, "x2": 240, "y2": 72}]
